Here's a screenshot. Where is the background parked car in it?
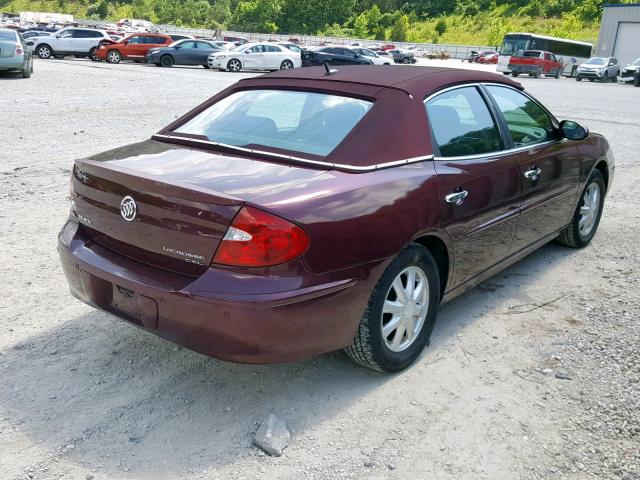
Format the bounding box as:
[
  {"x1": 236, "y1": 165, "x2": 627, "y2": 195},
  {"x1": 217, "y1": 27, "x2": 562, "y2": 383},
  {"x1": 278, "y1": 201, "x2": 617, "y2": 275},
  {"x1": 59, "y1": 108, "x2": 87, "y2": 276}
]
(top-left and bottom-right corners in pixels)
[
  {"x1": 0, "y1": 29, "x2": 33, "y2": 78},
  {"x1": 509, "y1": 50, "x2": 563, "y2": 78},
  {"x1": 21, "y1": 30, "x2": 50, "y2": 39},
  {"x1": 223, "y1": 35, "x2": 248, "y2": 45},
  {"x1": 208, "y1": 42, "x2": 301, "y2": 72},
  {"x1": 147, "y1": 39, "x2": 224, "y2": 68},
  {"x1": 477, "y1": 51, "x2": 499, "y2": 64},
  {"x1": 351, "y1": 47, "x2": 391, "y2": 65},
  {"x1": 301, "y1": 46, "x2": 372, "y2": 67},
  {"x1": 168, "y1": 34, "x2": 194, "y2": 42},
  {"x1": 29, "y1": 27, "x2": 109, "y2": 61},
  {"x1": 95, "y1": 32, "x2": 173, "y2": 63},
  {"x1": 388, "y1": 49, "x2": 416, "y2": 64},
  {"x1": 576, "y1": 57, "x2": 620, "y2": 82},
  {"x1": 618, "y1": 57, "x2": 640, "y2": 85}
]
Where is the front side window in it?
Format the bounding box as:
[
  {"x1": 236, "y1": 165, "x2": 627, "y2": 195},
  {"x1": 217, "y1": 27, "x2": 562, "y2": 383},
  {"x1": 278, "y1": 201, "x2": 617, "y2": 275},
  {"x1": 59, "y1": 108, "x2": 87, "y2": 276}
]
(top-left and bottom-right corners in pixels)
[
  {"x1": 174, "y1": 90, "x2": 373, "y2": 157},
  {"x1": 426, "y1": 86, "x2": 502, "y2": 157},
  {"x1": 58, "y1": 29, "x2": 74, "y2": 38},
  {"x1": 127, "y1": 36, "x2": 143, "y2": 44},
  {"x1": 180, "y1": 41, "x2": 198, "y2": 49},
  {"x1": 486, "y1": 86, "x2": 555, "y2": 147}
]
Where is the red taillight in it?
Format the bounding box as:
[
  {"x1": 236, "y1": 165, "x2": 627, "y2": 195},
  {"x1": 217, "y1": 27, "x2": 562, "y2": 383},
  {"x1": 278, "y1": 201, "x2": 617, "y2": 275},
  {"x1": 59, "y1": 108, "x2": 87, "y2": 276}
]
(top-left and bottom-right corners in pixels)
[
  {"x1": 212, "y1": 206, "x2": 309, "y2": 267},
  {"x1": 15, "y1": 44, "x2": 23, "y2": 55}
]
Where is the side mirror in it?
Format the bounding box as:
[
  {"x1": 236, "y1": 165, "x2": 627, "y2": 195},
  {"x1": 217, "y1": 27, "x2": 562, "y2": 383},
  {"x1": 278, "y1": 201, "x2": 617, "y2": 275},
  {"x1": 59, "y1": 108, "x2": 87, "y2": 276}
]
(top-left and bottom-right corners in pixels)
[
  {"x1": 55, "y1": 34, "x2": 61, "y2": 38},
  {"x1": 560, "y1": 120, "x2": 589, "y2": 141},
  {"x1": 244, "y1": 50, "x2": 251, "y2": 54},
  {"x1": 174, "y1": 45, "x2": 181, "y2": 49}
]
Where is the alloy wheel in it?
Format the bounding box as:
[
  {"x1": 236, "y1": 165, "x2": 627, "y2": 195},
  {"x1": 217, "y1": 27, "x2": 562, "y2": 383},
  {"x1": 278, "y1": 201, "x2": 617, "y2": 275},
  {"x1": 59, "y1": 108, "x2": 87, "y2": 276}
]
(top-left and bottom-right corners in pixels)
[
  {"x1": 381, "y1": 266, "x2": 429, "y2": 353},
  {"x1": 579, "y1": 183, "x2": 601, "y2": 237},
  {"x1": 37, "y1": 46, "x2": 51, "y2": 59},
  {"x1": 280, "y1": 60, "x2": 293, "y2": 70},
  {"x1": 228, "y1": 59, "x2": 241, "y2": 72},
  {"x1": 107, "y1": 51, "x2": 121, "y2": 63}
]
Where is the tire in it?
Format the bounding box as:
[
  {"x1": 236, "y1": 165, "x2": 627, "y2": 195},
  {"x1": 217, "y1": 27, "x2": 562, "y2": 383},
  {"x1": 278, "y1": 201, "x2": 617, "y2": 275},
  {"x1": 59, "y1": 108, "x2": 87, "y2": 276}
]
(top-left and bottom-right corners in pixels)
[
  {"x1": 280, "y1": 59, "x2": 294, "y2": 70},
  {"x1": 160, "y1": 55, "x2": 174, "y2": 67},
  {"x1": 554, "y1": 68, "x2": 561, "y2": 79},
  {"x1": 22, "y1": 59, "x2": 31, "y2": 78},
  {"x1": 634, "y1": 71, "x2": 640, "y2": 87},
  {"x1": 89, "y1": 47, "x2": 98, "y2": 62},
  {"x1": 202, "y1": 64, "x2": 211, "y2": 69},
  {"x1": 556, "y1": 169, "x2": 605, "y2": 249},
  {"x1": 576, "y1": 76, "x2": 582, "y2": 82},
  {"x1": 512, "y1": 72, "x2": 519, "y2": 77},
  {"x1": 106, "y1": 49, "x2": 121, "y2": 64},
  {"x1": 402, "y1": 57, "x2": 411, "y2": 64},
  {"x1": 227, "y1": 58, "x2": 242, "y2": 72},
  {"x1": 344, "y1": 244, "x2": 440, "y2": 372},
  {"x1": 36, "y1": 44, "x2": 52, "y2": 59},
  {"x1": 502, "y1": 71, "x2": 510, "y2": 75}
]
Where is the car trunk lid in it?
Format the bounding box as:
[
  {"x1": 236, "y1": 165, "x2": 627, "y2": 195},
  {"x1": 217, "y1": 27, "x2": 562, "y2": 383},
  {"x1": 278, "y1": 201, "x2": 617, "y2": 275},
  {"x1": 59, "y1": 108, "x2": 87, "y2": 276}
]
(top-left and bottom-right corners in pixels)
[
  {"x1": 0, "y1": 39, "x2": 17, "y2": 58},
  {"x1": 70, "y1": 140, "x2": 328, "y2": 275}
]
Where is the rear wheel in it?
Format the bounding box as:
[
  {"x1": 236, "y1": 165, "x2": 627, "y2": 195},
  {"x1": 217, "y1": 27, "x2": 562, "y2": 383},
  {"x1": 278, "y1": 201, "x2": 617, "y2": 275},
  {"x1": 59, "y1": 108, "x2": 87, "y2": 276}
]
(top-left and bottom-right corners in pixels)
[
  {"x1": 345, "y1": 244, "x2": 440, "y2": 372},
  {"x1": 89, "y1": 47, "x2": 99, "y2": 62},
  {"x1": 106, "y1": 49, "x2": 121, "y2": 64},
  {"x1": 576, "y1": 75, "x2": 582, "y2": 82},
  {"x1": 512, "y1": 72, "x2": 519, "y2": 77},
  {"x1": 402, "y1": 57, "x2": 411, "y2": 64},
  {"x1": 22, "y1": 59, "x2": 32, "y2": 78},
  {"x1": 160, "y1": 55, "x2": 174, "y2": 67},
  {"x1": 36, "y1": 44, "x2": 52, "y2": 59},
  {"x1": 556, "y1": 169, "x2": 605, "y2": 248},
  {"x1": 280, "y1": 59, "x2": 294, "y2": 70},
  {"x1": 227, "y1": 58, "x2": 242, "y2": 72}
]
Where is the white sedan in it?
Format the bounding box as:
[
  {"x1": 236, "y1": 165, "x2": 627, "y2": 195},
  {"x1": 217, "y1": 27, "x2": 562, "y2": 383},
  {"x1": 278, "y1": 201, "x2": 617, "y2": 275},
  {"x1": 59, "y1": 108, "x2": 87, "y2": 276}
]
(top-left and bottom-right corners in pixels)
[{"x1": 208, "y1": 42, "x2": 301, "y2": 72}]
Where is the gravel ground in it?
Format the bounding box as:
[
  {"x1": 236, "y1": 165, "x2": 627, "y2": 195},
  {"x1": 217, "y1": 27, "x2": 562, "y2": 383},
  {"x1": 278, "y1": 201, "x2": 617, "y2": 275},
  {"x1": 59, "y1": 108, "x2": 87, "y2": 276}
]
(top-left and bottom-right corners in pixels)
[{"x1": 0, "y1": 58, "x2": 638, "y2": 480}]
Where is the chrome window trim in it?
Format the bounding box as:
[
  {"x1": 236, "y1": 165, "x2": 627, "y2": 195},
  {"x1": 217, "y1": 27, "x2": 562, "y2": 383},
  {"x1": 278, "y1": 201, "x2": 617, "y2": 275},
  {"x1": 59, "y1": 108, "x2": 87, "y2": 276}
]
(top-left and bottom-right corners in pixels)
[
  {"x1": 152, "y1": 133, "x2": 434, "y2": 173},
  {"x1": 424, "y1": 82, "x2": 563, "y2": 161}
]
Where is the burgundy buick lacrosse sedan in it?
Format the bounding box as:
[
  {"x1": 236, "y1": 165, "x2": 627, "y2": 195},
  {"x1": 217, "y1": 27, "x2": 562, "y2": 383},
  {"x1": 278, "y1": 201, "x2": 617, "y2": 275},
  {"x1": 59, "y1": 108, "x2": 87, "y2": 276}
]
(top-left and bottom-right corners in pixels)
[{"x1": 59, "y1": 66, "x2": 614, "y2": 372}]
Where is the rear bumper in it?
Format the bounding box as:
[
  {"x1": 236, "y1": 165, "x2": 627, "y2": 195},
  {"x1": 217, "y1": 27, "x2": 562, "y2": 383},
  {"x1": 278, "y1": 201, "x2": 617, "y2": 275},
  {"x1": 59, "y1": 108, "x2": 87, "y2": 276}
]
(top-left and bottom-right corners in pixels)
[
  {"x1": 58, "y1": 219, "x2": 385, "y2": 363},
  {"x1": 0, "y1": 57, "x2": 24, "y2": 71},
  {"x1": 508, "y1": 64, "x2": 539, "y2": 74}
]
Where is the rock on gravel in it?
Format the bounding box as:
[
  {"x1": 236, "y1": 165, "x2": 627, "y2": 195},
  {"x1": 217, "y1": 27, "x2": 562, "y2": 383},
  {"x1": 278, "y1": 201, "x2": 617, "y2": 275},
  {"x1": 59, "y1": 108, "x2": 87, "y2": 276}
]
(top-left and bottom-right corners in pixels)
[{"x1": 253, "y1": 414, "x2": 291, "y2": 457}]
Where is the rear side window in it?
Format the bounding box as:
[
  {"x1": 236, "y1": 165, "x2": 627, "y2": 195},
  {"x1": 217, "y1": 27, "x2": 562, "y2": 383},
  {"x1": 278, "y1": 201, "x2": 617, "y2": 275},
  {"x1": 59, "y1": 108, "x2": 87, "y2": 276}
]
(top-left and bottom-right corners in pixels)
[
  {"x1": 426, "y1": 86, "x2": 502, "y2": 157},
  {"x1": 174, "y1": 89, "x2": 373, "y2": 157},
  {"x1": 264, "y1": 45, "x2": 282, "y2": 53},
  {"x1": 485, "y1": 86, "x2": 555, "y2": 147}
]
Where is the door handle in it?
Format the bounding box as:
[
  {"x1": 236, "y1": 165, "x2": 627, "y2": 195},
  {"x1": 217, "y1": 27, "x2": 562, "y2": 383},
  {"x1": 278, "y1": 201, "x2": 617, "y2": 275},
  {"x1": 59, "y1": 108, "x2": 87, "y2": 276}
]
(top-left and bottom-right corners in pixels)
[
  {"x1": 445, "y1": 190, "x2": 468, "y2": 206},
  {"x1": 524, "y1": 167, "x2": 542, "y2": 181}
]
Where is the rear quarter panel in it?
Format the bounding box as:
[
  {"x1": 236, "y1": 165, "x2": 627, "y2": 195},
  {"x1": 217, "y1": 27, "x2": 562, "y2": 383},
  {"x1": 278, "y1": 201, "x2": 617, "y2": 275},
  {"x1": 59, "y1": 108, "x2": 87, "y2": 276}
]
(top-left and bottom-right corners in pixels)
[{"x1": 253, "y1": 163, "x2": 444, "y2": 274}]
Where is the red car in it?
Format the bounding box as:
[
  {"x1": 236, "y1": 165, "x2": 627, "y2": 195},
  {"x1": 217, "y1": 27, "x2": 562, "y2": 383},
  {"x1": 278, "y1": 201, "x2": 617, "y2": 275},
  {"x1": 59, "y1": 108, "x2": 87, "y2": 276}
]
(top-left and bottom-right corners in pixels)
[
  {"x1": 508, "y1": 50, "x2": 564, "y2": 78},
  {"x1": 379, "y1": 43, "x2": 396, "y2": 51},
  {"x1": 59, "y1": 66, "x2": 614, "y2": 372},
  {"x1": 477, "y1": 52, "x2": 499, "y2": 64},
  {"x1": 95, "y1": 32, "x2": 173, "y2": 63}
]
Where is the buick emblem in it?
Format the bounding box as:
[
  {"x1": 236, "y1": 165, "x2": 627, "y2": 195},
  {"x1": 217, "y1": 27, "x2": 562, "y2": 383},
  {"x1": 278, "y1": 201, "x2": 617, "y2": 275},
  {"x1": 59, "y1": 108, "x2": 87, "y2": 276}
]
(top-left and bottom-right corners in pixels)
[{"x1": 120, "y1": 196, "x2": 137, "y2": 222}]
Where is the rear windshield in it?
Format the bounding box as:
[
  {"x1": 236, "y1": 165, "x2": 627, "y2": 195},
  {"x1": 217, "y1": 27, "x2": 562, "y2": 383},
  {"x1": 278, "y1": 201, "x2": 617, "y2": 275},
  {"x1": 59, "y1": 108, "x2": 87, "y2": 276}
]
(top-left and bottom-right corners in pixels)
[
  {"x1": 174, "y1": 89, "x2": 373, "y2": 157},
  {"x1": 0, "y1": 30, "x2": 17, "y2": 41},
  {"x1": 522, "y1": 50, "x2": 542, "y2": 57}
]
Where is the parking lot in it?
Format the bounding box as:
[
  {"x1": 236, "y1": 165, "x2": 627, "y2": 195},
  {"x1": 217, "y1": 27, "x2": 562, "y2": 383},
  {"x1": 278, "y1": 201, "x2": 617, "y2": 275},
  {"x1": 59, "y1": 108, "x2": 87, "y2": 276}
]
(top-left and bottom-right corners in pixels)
[{"x1": 1, "y1": 58, "x2": 639, "y2": 480}]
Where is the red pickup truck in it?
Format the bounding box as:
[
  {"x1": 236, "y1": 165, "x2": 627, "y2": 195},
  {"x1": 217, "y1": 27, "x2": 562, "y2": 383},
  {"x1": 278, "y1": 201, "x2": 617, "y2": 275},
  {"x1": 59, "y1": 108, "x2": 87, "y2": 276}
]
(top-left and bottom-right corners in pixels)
[{"x1": 508, "y1": 50, "x2": 564, "y2": 78}]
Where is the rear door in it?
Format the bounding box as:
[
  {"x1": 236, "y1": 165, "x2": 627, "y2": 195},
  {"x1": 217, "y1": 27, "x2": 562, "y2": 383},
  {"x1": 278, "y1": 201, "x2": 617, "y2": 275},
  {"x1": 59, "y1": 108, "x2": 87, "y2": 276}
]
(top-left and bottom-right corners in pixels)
[
  {"x1": 426, "y1": 85, "x2": 521, "y2": 286},
  {"x1": 484, "y1": 85, "x2": 580, "y2": 251},
  {"x1": 263, "y1": 44, "x2": 284, "y2": 69},
  {"x1": 176, "y1": 40, "x2": 198, "y2": 64},
  {"x1": 194, "y1": 41, "x2": 216, "y2": 65}
]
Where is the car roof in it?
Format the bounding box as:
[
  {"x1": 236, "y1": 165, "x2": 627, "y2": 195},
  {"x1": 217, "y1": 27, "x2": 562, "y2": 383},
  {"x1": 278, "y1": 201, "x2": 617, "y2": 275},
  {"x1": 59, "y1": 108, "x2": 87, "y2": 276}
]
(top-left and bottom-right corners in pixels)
[{"x1": 252, "y1": 65, "x2": 521, "y2": 97}]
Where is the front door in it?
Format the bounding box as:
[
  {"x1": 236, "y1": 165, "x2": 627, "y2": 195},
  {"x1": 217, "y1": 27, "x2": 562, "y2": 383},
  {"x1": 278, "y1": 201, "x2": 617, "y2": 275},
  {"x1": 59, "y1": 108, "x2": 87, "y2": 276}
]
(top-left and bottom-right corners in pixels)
[
  {"x1": 484, "y1": 85, "x2": 581, "y2": 251},
  {"x1": 242, "y1": 45, "x2": 265, "y2": 69},
  {"x1": 426, "y1": 85, "x2": 521, "y2": 286},
  {"x1": 123, "y1": 35, "x2": 146, "y2": 59}
]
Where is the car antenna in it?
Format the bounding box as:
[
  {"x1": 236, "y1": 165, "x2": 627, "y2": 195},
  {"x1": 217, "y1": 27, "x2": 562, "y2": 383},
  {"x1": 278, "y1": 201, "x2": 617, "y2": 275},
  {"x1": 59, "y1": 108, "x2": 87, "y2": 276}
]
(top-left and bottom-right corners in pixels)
[{"x1": 323, "y1": 61, "x2": 338, "y2": 75}]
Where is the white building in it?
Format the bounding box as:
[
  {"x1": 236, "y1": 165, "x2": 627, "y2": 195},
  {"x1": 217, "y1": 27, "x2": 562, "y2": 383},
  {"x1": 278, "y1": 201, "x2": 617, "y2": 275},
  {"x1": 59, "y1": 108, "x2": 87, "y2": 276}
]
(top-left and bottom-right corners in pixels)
[{"x1": 596, "y1": 3, "x2": 640, "y2": 65}]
